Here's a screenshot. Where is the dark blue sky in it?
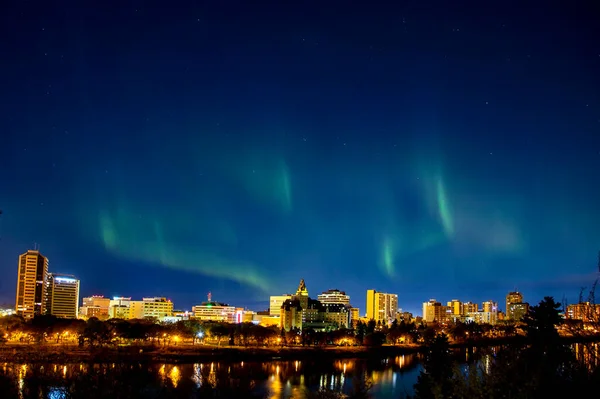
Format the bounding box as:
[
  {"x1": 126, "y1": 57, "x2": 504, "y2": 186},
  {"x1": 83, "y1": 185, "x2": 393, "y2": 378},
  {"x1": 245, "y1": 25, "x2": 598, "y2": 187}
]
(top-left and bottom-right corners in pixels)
[{"x1": 1, "y1": 1, "x2": 599, "y2": 315}]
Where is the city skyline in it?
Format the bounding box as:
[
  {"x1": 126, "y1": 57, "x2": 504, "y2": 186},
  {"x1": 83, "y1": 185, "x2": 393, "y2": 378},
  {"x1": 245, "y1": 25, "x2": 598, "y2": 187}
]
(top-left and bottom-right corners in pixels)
[
  {"x1": 1, "y1": 2, "x2": 600, "y2": 315},
  {"x1": 7, "y1": 247, "x2": 542, "y2": 318}
]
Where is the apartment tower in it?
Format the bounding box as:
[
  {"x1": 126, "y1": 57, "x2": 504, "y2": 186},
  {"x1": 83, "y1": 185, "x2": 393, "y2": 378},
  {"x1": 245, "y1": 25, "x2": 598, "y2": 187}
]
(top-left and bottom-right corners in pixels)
[
  {"x1": 15, "y1": 249, "x2": 49, "y2": 319},
  {"x1": 46, "y1": 273, "x2": 80, "y2": 318}
]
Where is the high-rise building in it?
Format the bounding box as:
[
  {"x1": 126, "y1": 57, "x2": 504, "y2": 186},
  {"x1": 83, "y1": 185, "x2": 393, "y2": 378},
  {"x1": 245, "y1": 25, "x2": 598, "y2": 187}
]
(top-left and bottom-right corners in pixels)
[
  {"x1": 318, "y1": 289, "x2": 350, "y2": 305},
  {"x1": 46, "y1": 273, "x2": 80, "y2": 319},
  {"x1": 15, "y1": 250, "x2": 49, "y2": 319},
  {"x1": 366, "y1": 289, "x2": 398, "y2": 325},
  {"x1": 463, "y1": 301, "x2": 478, "y2": 314},
  {"x1": 447, "y1": 299, "x2": 462, "y2": 315},
  {"x1": 506, "y1": 291, "x2": 524, "y2": 320},
  {"x1": 423, "y1": 299, "x2": 446, "y2": 323},
  {"x1": 481, "y1": 300, "x2": 499, "y2": 325}
]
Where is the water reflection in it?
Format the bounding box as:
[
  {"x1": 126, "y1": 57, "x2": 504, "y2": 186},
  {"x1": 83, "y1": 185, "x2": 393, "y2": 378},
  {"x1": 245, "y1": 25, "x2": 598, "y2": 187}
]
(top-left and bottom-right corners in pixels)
[
  {"x1": 0, "y1": 355, "x2": 422, "y2": 399},
  {"x1": 574, "y1": 342, "x2": 600, "y2": 370}
]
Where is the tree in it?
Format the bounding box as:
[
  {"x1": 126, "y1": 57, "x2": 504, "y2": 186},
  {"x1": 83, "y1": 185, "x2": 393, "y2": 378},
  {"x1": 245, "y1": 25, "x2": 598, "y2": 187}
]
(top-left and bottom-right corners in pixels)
[
  {"x1": 414, "y1": 333, "x2": 454, "y2": 399},
  {"x1": 355, "y1": 321, "x2": 366, "y2": 345},
  {"x1": 366, "y1": 319, "x2": 376, "y2": 334},
  {"x1": 208, "y1": 323, "x2": 229, "y2": 347}
]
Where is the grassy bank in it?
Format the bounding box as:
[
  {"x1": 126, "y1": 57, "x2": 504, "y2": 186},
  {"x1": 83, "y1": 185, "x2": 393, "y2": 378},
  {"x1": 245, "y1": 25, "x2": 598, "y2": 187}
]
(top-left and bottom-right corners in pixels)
[
  {"x1": 0, "y1": 343, "x2": 423, "y2": 363},
  {"x1": 2, "y1": 334, "x2": 599, "y2": 363}
]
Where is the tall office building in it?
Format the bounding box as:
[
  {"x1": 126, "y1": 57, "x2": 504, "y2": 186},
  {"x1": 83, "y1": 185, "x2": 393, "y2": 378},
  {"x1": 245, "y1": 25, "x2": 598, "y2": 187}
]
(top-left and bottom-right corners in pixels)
[
  {"x1": 46, "y1": 273, "x2": 80, "y2": 319},
  {"x1": 318, "y1": 289, "x2": 350, "y2": 305},
  {"x1": 447, "y1": 299, "x2": 462, "y2": 315},
  {"x1": 366, "y1": 289, "x2": 398, "y2": 325},
  {"x1": 506, "y1": 291, "x2": 524, "y2": 320},
  {"x1": 15, "y1": 250, "x2": 49, "y2": 319}
]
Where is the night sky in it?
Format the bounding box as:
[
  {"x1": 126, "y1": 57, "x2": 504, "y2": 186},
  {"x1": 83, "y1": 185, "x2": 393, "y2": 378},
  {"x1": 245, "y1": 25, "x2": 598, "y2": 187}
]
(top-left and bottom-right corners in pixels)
[{"x1": 1, "y1": 1, "x2": 599, "y2": 315}]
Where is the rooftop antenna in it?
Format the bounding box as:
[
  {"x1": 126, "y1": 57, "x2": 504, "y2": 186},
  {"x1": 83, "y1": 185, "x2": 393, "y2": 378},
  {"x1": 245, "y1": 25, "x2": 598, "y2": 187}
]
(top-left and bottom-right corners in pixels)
[{"x1": 207, "y1": 291, "x2": 212, "y2": 302}]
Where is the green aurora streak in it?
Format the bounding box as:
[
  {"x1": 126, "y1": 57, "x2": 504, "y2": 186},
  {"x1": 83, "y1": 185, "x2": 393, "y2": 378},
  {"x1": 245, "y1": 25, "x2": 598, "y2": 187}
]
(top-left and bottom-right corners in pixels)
[{"x1": 98, "y1": 210, "x2": 272, "y2": 292}]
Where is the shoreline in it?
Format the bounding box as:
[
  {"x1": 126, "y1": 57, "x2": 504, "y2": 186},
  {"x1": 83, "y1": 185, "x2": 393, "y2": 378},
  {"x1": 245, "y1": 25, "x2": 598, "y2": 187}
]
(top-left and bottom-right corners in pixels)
[{"x1": 2, "y1": 335, "x2": 599, "y2": 363}]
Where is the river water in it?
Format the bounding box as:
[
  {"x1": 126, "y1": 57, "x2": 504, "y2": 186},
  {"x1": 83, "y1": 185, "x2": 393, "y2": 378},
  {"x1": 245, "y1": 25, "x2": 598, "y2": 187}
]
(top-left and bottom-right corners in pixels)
[
  {"x1": 4, "y1": 343, "x2": 597, "y2": 398},
  {"x1": 0, "y1": 354, "x2": 422, "y2": 398}
]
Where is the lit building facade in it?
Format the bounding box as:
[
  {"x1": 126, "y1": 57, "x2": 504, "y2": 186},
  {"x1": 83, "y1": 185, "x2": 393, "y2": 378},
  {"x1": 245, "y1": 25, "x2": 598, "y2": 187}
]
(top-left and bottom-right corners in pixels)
[
  {"x1": 192, "y1": 302, "x2": 236, "y2": 322},
  {"x1": 567, "y1": 302, "x2": 600, "y2": 322},
  {"x1": 80, "y1": 296, "x2": 110, "y2": 320},
  {"x1": 45, "y1": 273, "x2": 80, "y2": 319},
  {"x1": 15, "y1": 250, "x2": 49, "y2": 319},
  {"x1": 447, "y1": 299, "x2": 462, "y2": 316},
  {"x1": 269, "y1": 295, "x2": 292, "y2": 317},
  {"x1": 129, "y1": 297, "x2": 173, "y2": 320},
  {"x1": 322, "y1": 303, "x2": 351, "y2": 328},
  {"x1": 366, "y1": 289, "x2": 398, "y2": 325},
  {"x1": 423, "y1": 299, "x2": 446, "y2": 323},
  {"x1": 318, "y1": 289, "x2": 350, "y2": 305},
  {"x1": 108, "y1": 297, "x2": 132, "y2": 319},
  {"x1": 463, "y1": 302, "x2": 478, "y2": 314},
  {"x1": 350, "y1": 307, "x2": 360, "y2": 328},
  {"x1": 506, "y1": 291, "x2": 524, "y2": 320},
  {"x1": 481, "y1": 300, "x2": 499, "y2": 325},
  {"x1": 281, "y1": 299, "x2": 303, "y2": 330}
]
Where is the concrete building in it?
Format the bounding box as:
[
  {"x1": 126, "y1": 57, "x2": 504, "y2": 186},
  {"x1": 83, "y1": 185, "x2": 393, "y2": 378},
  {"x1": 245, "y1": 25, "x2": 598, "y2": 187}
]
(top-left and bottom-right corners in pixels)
[
  {"x1": 366, "y1": 289, "x2": 398, "y2": 325},
  {"x1": 322, "y1": 303, "x2": 351, "y2": 328},
  {"x1": 45, "y1": 273, "x2": 80, "y2": 318},
  {"x1": 463, "y1": 301, "x2": 478, "y2": 314},
  {"x1": 269, "y1": 295, "x2": 292, "y2": 317},
  {"x1": 280, "y1": 298, "x2": 303, "y2": 331},
  {"x1": 481, "y1": 300, "x2": 498, "y2": 325},
  {"x1": 350, "y1": 307, "x2": 360, "y2": 328},
  {"x1": 318, "y1": 289, "x2": 350, "y2": 305},
  {"x1": 566, "y1": 302, "x2": 600, "y2": 322},
  {"x1": 506, "y1": 291, "x2": 524, "y2": 320},
  {"x1": 15, "y1": 249, "x2": 49, "y2": 319},
  {"x1": 192, "y1": 300, "x2": 236, "y2": 322},
  {"x1": 447, "y1": 299, "x2": 462, "y2": 316},
  {"x1": 80, "y1": 296, "x2": 110, "y2": 320},
  {"x1": 129, "y1": 297, "x2": 173, "y2": 320},
  {"x1": 108, "y1": 297, "x2": 132, "y2": 319},
  {"x1": 423, "y1": 299, "x2": 446, "y2": 323}
]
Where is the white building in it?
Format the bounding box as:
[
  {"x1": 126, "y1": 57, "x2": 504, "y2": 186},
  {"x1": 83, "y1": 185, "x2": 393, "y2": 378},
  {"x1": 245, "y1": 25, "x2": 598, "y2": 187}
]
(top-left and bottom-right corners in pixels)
[{"x1": 318, "y1": 289, "x2": 350, "y2": 305}]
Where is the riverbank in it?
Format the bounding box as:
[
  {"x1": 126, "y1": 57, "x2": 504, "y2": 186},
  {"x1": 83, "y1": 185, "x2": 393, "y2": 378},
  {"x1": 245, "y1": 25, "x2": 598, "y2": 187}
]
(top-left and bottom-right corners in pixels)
[
  {"x1": 0, "y1": 343, "x2": 424, "y2": 363},
  {"x1": 2, "y1": 335, "x2": 599, "y2": 363}
]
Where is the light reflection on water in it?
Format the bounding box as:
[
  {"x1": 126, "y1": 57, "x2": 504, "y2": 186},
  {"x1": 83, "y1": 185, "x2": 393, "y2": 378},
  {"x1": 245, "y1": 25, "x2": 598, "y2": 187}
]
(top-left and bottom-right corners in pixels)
[{"x1": 2, "y1": 355, "x2": 423, "y2": 398}]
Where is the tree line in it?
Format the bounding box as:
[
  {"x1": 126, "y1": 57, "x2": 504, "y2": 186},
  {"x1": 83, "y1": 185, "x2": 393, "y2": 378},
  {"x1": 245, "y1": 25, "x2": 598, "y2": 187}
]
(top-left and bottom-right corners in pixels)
[
  {"x1": 411, "y1": 296, "x2": 600, "y2": 399},
  {"x1": 0, "y1": 313, "x2": 529, "y2": 349}
]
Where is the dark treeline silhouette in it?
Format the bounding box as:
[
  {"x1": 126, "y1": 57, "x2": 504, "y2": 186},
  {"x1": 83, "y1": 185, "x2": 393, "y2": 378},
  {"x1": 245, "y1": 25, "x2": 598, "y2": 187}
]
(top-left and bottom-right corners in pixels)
[
  {"x1": 0, "y1": 313, "x2": 526, "y2": 350},
  {"x1": 412, "y1": 296, "x2": 600, "y2": 399}
]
